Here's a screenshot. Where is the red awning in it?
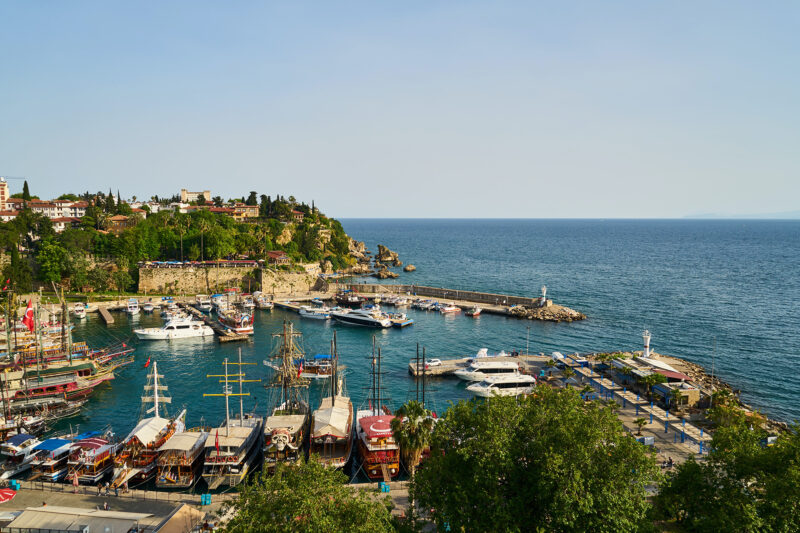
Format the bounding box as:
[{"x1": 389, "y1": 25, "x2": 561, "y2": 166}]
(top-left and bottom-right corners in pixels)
[{"x1": 654, "y1": 369, "x2": 691, "y2": 381}]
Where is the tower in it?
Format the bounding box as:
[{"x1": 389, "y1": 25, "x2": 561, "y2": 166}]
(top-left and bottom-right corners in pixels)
[
  {"x1": 0, "y1": 177, "x2": 7, "y2": 211},
  {"x1": 643, "y1": 330, "x2": 651, "y2": 358},
  {"x1": 541, "y1": 285, "x2": 547, "y2": 300}
]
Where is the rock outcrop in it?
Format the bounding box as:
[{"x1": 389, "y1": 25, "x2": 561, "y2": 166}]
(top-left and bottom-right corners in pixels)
[
  {"x1": 403, "y1": 264, "x2": 416, "y2": 272},
  {"x1": 375, "y1": 244, "x2": 402, "y2": 267},
  {"x1": 509, "y1": 303, "x2": 586, "y2": 322},
  {"x1": 374, "y1": 269, "x2": 399, "y2": 279},
  {"x1": 348, "y1": 238, "x2": 368, "y2": 262}
]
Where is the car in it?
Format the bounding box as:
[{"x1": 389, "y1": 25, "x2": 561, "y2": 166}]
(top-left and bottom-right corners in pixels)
[{"x1": 425, "y1": 359, "x2": 442, "y2": 367}]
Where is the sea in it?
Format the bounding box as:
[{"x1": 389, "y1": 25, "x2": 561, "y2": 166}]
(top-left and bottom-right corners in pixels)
[{"x1": 59, "y1": 219, "x2": 800, "y2": 447}]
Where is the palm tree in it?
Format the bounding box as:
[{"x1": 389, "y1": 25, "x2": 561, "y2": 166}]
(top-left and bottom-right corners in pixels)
[
  {"x1": 634, "y1": 417, "x2": 647, "y2": 436},
  {"x1": 175, "y1": 214, "x2": 190, "y2": 262},
  {"x1": 390, "y1": 400, "x2": 434, "y2": 478},
  {"x1": 670, "y1": 387, "x2": 684, "y2": 411},
  {"x1": 198, "y1": 218, "x2": 210, "y2": 261},
  {"x1": 580, "y1": 385, "x2": 595, "y2": 399},
  {"x1": 561, "y1": 366, "x2": 575, "y2": 380}
]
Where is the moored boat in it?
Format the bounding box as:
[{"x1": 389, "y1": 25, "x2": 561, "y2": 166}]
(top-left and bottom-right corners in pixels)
[
  {"x1": 298, "y1": 305, "x2": 331, "y2": 320},
  {"x1": 335, "y1": 290, "x2": 364, "y2": 308},
  {"x1": 218, "y1": 309, "x2": 254, "y2": 335},
  {"x1": 30, "y1": 438, "x2": 73, "y2": 482},
  {"x1": 466, "y1": 374, "x2": 537, "y2": 398},
  {"x1": 67, "y1": 433, "x2": 118, "y2": 485},
  {"x1": 126, "y1": 298, "x2": 140, "y2": 316},
  {"x1": 465, "y1": 306, "x2": 482, "y2": 317},
  {"x1": 0, "y1": 433, "x2": 42, "y2": 480},
  {"x1": 454, "y1": 360, "x2": 521, "y2": 382},
  {"x1": 73, "y1": 303, "x2": 87, "y2": 320},
  {"x1": 157, "y1": 429, "x2": 209, "y2": 489},
  {"x1": 134, "y1": 316, "x2": 214, "y2": 341},
  {"x1": 330, "y1": 307, "x2": 391, "y2": 328}
]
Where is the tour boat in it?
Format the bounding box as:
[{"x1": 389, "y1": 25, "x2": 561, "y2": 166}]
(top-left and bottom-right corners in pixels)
[
  {"x1": 466, "y1": 374, "x2": 537, "y2": 398},
  {"x1": 298, "y1": 305, "x2": 331, "y2": 320},
  {"x1": 309, "y1": 335, "x2": 353, "y2": 469},
  {"x1": 134, "y1": 316, "x2": 214, "y2": 340},
  {"x1": 126, "y1": 298, "x2": 140, "y2": 316},
  {"x1": 67, "y1": 433, "x2": 118, "y2": 485},
  {"x1": 254, "y1": 293, "x2": 274, "y2": 310},
  {"x1": 111, "y1": 362, "x2": 184, "y2": 489},
  {"x1": 0, "y1": 433, "x2": 42, "y2": 479},
  {"x1": 156, "y1": 430, "x2": 209, "y2": 489},
  {"x1": 202, "y1": 354, "x2": 264, "y2": 489},
  {"x1": 356, "y1": 344, "x2": 399, "y2": 481},
  {"x1": 30, "y1": 438, "x2": 73, "y2": 482},
  {"x1": 142, "y1": 302, "x2": 155, "y2": 313},
  {"x1": 73, "y1": 303, "x2": 87, "y2": 320},
  {"x1": 330, "y1": 307, "x2": 391, "y2": 328},
  {"x1": 195, "y1": 295, "x2": 212, "y2": 313},
  {"x1": 241, "y1": 295, "x2": 256, "y2": 310},
  {"x1": 263, "y1": 322, "x2": 310, "y2": 473},
  {"x1": 454, "y1": 360, "x2": 521, "y2": 382},
  {"x1": 465, "y1": 306, "x2": 482, "y2": 317},
  {"x1": 334, "y1": 290, "x2": 364, "y2": 308},
  {"x1": 293, "y1": 354, "x2": 333, "y2": 379},
  {"x1": 218, "y1": 310, "x2": 254, "y2": 335}
]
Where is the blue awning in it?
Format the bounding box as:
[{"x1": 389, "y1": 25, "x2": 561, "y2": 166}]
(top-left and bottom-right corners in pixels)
[
  {"x1": 313, "y1": 354, "x2": 332, "y2": 360},
  {"x1": 34, "y1": 438, "x2": 72, "y2": 452},
  {"x1": 5, "y1": 434, "x2": 34, "y2": 446},
  {"x1": 73, "y1": 431, "x2": 100, "y2": 441}
]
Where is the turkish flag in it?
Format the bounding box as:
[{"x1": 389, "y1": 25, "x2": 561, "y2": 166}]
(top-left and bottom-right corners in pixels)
[
  {"x1": 21, "y1": 300, "x2": 34, "y2": 332},
  {"x1": 297, "y1": 362, "x2": 303, "y2": 378},
  {"x1": 144, "y1": 356, "x2": 151, "y2": 368},
  {"x1": 215, "y1": 429, "x2": 220, "y2": 456}
]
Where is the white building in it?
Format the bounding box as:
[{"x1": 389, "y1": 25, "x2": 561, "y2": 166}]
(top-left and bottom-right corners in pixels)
[{"x1": 180, "y1": 188, "x2": 211, "y2": 203}]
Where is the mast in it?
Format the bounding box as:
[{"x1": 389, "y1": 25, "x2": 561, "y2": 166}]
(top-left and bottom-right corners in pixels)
[
  {"x1": 153, "y1": 361, "x2": 160, "y2": 418},
  {"x1": 422, "y1": 347, "x2": 426, "y2": 408},
  {"x1": 415, "y1": 343, "x2": 420, "y2": 402},
  {"x1": 371, "y1": 337, "x2": 377, "y2": 414},
  {"x1": 238, "y1": 348, "x2": 244, "y2": 421}
]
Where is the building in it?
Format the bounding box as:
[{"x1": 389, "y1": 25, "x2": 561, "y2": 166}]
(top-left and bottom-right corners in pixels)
[
  {"x1": 107, "y1": 214, "x2": 138, "y2": 234},
  {"x1": 0, "y1": 210, "x2": 18, "y2": 222},
  {"x1": 266, "y1": 250, "x2": 291, "y2": 265},
  {"x1": 231, "y1": 203, "x2": 259, "y2": 221},
  {"x1": 0, "y1": 177, "x2": 8, "y2": 211},
  {"x1": 180, "y1": 188, "x2": 211, "y2": 203},
  {"x1": 291, "y1": 209, "x2": 305, "y2": 222},
  {"x1": 653, "y1": 382, "x2": 701, "y2": 408},
  {"x1": 51, "y1": 217, "x2": 82, "y2": 233}
]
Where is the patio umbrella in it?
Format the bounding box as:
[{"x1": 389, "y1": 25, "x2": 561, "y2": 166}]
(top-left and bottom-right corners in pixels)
[{"x1": 0, "y1": 489, "x2": 16, "y2": 503}]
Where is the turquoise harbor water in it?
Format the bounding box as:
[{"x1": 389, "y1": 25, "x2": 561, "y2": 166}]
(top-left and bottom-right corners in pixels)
[{"x1": 58, "y1": 219, "x2": 799, "y2": 443}]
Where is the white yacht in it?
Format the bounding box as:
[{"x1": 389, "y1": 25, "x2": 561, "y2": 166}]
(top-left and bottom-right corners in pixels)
[
  {"x1": 330, "y1": 307, "x2": 391, "y2": 328},
  {"x1": 299, "y1": 305, "x2": 331, "y2": 320},
  {"x1": 126, "y1": 298, "x2": 140, "y2": 315},
  {"x1": 196, "y1": 295, "x2": 212, "y2": 313},
  {"x1": 142, "y1": 302, "x2": 155, "y2": 313},
  {"x1": 134, "y1": 316, "x2": 215, "y2": 340},
  {"x1": 0, "y1": 433, "x2": 42, "y2": 480},
  {"x1": 454, "y1": 360, "x2": 520, "y2": 382},
  {"x1": 466, "y1": 374, "x2": 537, "y2": 398}
]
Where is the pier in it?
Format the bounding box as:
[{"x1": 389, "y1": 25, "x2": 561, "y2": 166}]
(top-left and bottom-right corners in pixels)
[
  {"x1": 97, "y1": 306, "x2": 115, "y2": 324},
  {"x1": 408, "y1": 354, "x2": 550, "y2": 376},
  {"x1": 179, "y1": 304, "x2": 250, "y2": 343}
]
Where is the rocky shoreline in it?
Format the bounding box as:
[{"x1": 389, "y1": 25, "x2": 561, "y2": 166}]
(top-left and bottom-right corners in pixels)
[{"x1": 509, "y1": 303, "x2": 587, "y2": 322}]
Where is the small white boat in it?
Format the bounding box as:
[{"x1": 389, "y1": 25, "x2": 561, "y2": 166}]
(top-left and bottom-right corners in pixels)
[
  {"x1": 134, "y1": 316, "x2": 215, "y2": 340},
  {"x1": 196, "y1": 295, "x2": 212, "y2": 313},
  {"x1": 465, "y1": 306, "x2": 482, "y2": 317},
  {"x1": 330, "y1": 307, "x2": 391, "y2": 328},
  {"x1": 73, "y1": 303, "x2": 87, "y2": 320},
  {"x1": 439, "y1": 303, "x2": 461, "y2": 314},
  {"x1": 299, "y1": 306, "x2": 331, "y2": 320},
  {"x1": 0, "y1": 433, "x2": 42, "y2": 480},
  {"x1": 466, "y1": 374, "x2": 537, "y2": 398},
  {"x1": 142, "y1": 302, "x2": 155, "y2": 313},
  {"x1": 454, "y1": 360, "x2": 520, "y2": 382},
  {"x1": 241, "y1": 296, "x2": 256, "y2": 310},
  {"x1": 126, "y1": 298, "x2": 140, "y2": 315}
]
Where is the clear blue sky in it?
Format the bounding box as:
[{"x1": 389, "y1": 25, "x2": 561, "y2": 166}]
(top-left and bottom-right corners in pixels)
[{"x1": 1, "y1": 1, "x2": 798, "y2": 218}]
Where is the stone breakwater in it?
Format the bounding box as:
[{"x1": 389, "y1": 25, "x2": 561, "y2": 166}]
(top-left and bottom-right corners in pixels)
[{"x1": 509, "y1": 303, "x2": 586, "y2": 322}]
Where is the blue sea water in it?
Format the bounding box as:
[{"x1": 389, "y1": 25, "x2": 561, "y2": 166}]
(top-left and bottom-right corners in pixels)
[{"x1": 61, "y1": 219, "x2": 800, "y2": 443}]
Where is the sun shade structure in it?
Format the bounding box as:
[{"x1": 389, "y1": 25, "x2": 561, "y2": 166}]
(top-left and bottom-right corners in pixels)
[{"x1": 312, "y1": 395, "x2": 351, "y2": 439}]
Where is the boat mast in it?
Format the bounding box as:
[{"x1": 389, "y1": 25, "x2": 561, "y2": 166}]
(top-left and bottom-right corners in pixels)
[
  {"x1": 238, "y1": 348, "x2": 244, "y2": 421},
  {"x1": 422, "y1": 347, "x2": 426, "y2": 409},
  {"x1": 153, "y1": 361, "x2": 159, "y2": 418}
]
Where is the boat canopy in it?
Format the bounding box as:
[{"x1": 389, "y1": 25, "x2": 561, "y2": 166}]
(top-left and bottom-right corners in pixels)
[
  {"x1": 26, "y1": 363, "x2": 94, "y2": 377},
  {"x1": 313, "y1": 354, "x2": 332, "y2": 360},
  {"x1": 265, "y1": 414, "x2": 307, "y2": 435},
  {"x1": 312, "y1": 396, "x2": 351, "y2": 439},
  {"x1": 34, "y1": 438, "x2": 72, "y2": 453},
  {"x1": 73, "y1": 431, "x2": 101, "y2": 441},
  {"x1": 5, "y1": 434, "x2": 34, "y2": 447},
  {"x1": 159, "y1": 431, "x2": 208, "y2": 452},
  {"x1": 124, "y1": 416, "x2": 170, "y2": 446},
  {"x1": 359, "y1": 415, "x2": 394, "y2": 439}
]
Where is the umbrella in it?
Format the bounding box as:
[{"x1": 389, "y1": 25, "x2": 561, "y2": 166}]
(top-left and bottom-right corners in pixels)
[{"x1": 0, "y1": 489, "x2": 16, "y2": 503}]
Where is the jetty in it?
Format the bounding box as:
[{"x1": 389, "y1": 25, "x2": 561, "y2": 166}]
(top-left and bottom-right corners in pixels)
[
  {"x1": 408, "y1": 354, "x2": 550, "y2": 377},
  {"x1": 179, "y1": 303, "x2": 250, "y2": 343},
  {"x1": 97, "y1": 306, "x2": 114, "y2": 325}
]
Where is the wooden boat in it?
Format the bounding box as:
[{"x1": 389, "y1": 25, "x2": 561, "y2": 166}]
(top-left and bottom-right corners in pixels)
[
  {"x1": 67, "y1": 434, "x2": 117, "y2": 485},
  {"x1": 309, "y1": 334, "x2": 353, "y2": 469},
  {"x1": 218, "y1": 309, "x2": 254, "y2": 335},
  {"x1": 294, "y1": 354, "x2": 333, "y2": 379},
  {"x1": 156, "y1": 429, "x2": 209, "y2": 488},
  {"x1": 263, "y1": 322, "x2": 309, "y2": 473},
  {"x1": 111, "y1": 361, "x2": 184, "y2": 488},
  {"x1": 355, "y1": 343, "x2": 399, "y2": 481},
  {"x1": 30, "y1": 438, "x2": 73, "y2": 482},
  {"x1": 465, "y1": 306, "x2": 482, "y2": 317},
  {"x1": 334, "y1": 290, "x2": 364, "y2": 308}
]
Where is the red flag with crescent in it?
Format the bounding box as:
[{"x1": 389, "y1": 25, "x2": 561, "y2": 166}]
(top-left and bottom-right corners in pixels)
[
  {"x1": 215, "y1": 429, "x2": 220, "y2": 456},
  {"x1": 144, "y1": 356, "x2": 151, "y2": 368},
  {"x1": 297, "y1": 361, "x2": 303, "y2": 378},
  {"x1": 21, "y1": 300, "x2": 34, "y2": 332}
]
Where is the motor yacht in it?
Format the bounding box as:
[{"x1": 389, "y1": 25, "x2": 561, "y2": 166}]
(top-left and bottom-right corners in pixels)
[
  {"x1": 330, "y1": 307, "x2": 391, "y2": 328},
  {"x1": 134, "y1": 316, "x2": 215, "y2": 340},
  {"x1": 454, "y1": 360, "x2": 520, "y2": 382},
  {"x1": 466, "y1": 374, "x2": 537, "y2": 398}
]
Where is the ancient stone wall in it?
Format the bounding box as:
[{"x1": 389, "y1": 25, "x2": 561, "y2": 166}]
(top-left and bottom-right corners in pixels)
[{"x1": 138, "y1": 265, "x2": 321, "y2": 295}]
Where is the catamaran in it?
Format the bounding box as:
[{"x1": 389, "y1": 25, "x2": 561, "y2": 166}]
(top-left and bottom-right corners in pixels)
[
  {"x1": 309, "y1": 333, "x2": 353, "y2": 469},
  {"x1": 111, "y1": 361, "x2": 185, "y2": 489},
  {"x1": 202, "y1": 351, "x2": 263, "y2": 489},
  {"x1": 263, "y1": 322, "x2": 310, "y2": 473}
]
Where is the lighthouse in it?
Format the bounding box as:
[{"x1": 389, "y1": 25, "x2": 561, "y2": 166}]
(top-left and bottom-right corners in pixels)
[{"x1": 643, "y1": 330, "x2": 651, "y2": 358}]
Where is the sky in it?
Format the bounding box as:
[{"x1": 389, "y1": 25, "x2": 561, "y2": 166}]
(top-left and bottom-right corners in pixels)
[{"x1": 1, "y1": 1, "x2": 798, "y2": 218}]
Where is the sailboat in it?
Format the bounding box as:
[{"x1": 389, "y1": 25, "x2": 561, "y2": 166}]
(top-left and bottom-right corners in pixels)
[
  {"x1": 111, "y1": 360, "x2": 185, "y2": 489},
  {"x1": 201, "y1": 350, "x2": 263, "y2": 489},
  {"x1": 309, "y1": 332, "x2": 353, "y2": 469},
  {"x1": 263, "y1": 322, "x2": 310, "y2": 473},
  {"x1": 355, "y1": 340, "x2": 400, "y2": 481}
]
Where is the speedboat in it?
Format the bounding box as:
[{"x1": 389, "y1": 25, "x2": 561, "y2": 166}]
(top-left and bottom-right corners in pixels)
[
  {"x1": 195, "y1": 295, "x2": 212, "y2": 313},
  {"x1": 454, "y1": 360, "x2": 521, "y2": 382},
  {"x1": 126, "y1": 298, "x2": 140, "y2": 316},
  {"x1": 330, "y1": 307, "x2": 391, "y2": 328},
  {"x1": 466, "y1": 374, "x2": 536, "y2": 398},
  {"x1": 465, "y1": 306, "x2": 482, "y2": 317},
  {"x1": 134, "y1": 316, "x2": 215, "y2": 340},
  {"x1": 142, "y1": 302, "x2": 155, "y2": 313},
  {"x1": 73, "y1": 303, "x2": 87, "y2": 320},
  {"x1": 439, "y1": 303, "x2": 461, "y2": 314},
  {"x1": 299, "y1": 305, "x2": 331, "y2": 320},
  {"x1": 0, "y1": 433, "x2": 42, "y2": 480}
]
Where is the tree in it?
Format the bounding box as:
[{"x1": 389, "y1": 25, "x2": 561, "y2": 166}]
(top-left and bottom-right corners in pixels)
[
  {"x1": 222, "y1": 459, "x2": 395, "y2": 533},
  {"x1": 634, "y1": 417, "x2": 648, "y2": 436},
  {"x1": 561, "y1": 366, "x2": 575, "y2": 379},
  {"x1": 212, "y1": 196, "x2": 224, "y2": 207},
  {"x1": 637, "y1": 373, "x2": 667, "y2": 399},
  {"x1": 654, "y1": 419, "x2": 800, "y2": 532},
  {"x1": 22, "y1": 180, "x2": 31, "y2": 201},
  {"x1": 36, "y1": 240, "x2": 68, "y2": 283},
  {"x1": 669, "y1": 387, "x2": 684, "y2": 410},
  {"x1": 87, "y1": 265, "x2": 111, "y2": 292},
  {"x1": 413, "y1": 388, "x2": 660, "y2": 532},
  {"x1": 246, "y1": 191, "x2": 258, "y2": 206},
  {"x1": 390, "y1": 401, "x2": 434, "y2": 478},
  {"x1": 197, "y1": 218, "x2": 210, "y2": 261},
  {"x1": 197, "y1": 194, "x2": 206, "y2": 206},
  {"x1": 3, "y1": 246, "x2": 32, "y2": 292},
  {"x1": 580, "y1": 384, "x2": 595, "y2": 398}
]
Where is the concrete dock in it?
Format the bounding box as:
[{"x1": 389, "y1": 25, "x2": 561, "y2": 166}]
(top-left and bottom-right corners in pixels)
[
  {"x1": 408, "y1": 354, "x2": 550, "y2": 377},
  {"x1": 179, "y1": 304, "x2": 251, "y2": 343}
]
